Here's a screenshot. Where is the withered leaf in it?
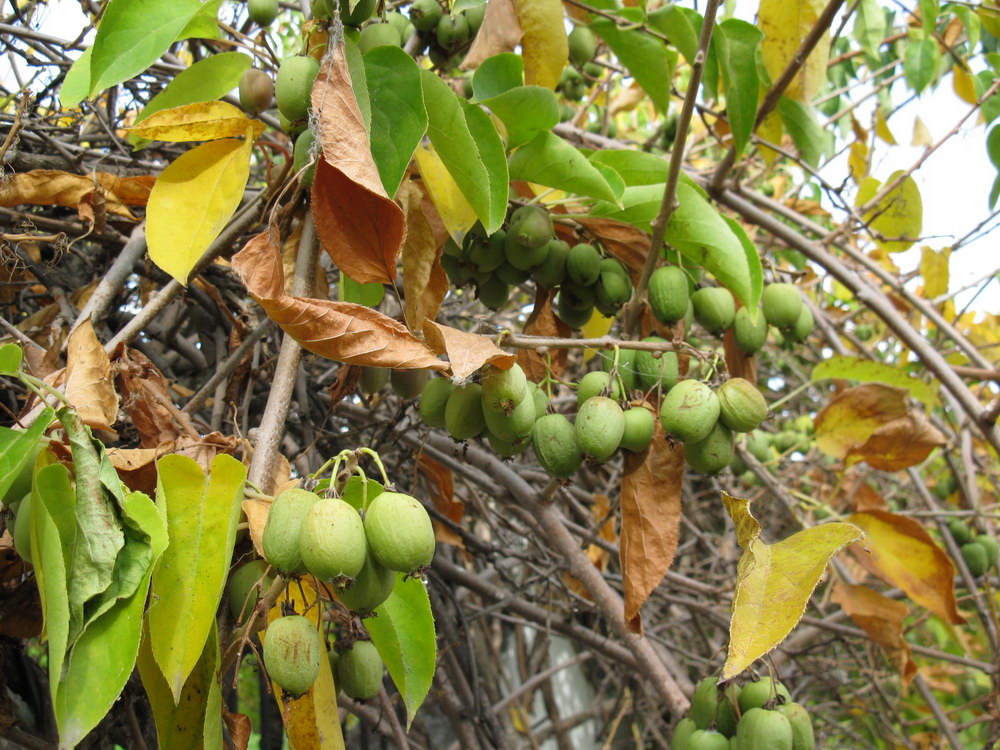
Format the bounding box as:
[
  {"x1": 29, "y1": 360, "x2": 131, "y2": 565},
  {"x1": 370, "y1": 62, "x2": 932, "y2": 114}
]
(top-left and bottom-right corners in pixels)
[
  {"x1": 422, "y1": 321, "x2": 515, "y2": 381},
  {"x1": 517, "y1": 288, "x2": 570, "y2": 381},
  {"x1": 576, "y1": 217, "x2": 649, "y2": 278},
  {"x1": 112, "y1": 346, "x2": 182, "y2": 448},
  {"x1": 0, "y1": 169, "x2": 154, "y2": 219},
  {"x1": 621, "y1": 424, "x2": 684, "y2": 634},
  {"x1": 461, "y1": 0, "x2": 524, "y2": 70},
  {"x1": 64, "y1": 318, "x2": 119, "y2": 432},
  {"x1": 311, "y1": 42, "x2": 404, "y2": 284},
  {"x1": 831, "y1": 581, "x2": 917, "y2": 686},
  {"x1": 399, "y1": 180, "x2": 448, "y2": 332},
  {"x1": 232, "y1": 230, "x2": 445, "y2": 370}
]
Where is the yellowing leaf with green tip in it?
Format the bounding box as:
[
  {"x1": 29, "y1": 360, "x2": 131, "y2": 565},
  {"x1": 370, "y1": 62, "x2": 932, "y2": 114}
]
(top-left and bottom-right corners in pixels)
[
  {"x1": 720, "y1": 493, "x2": 863, "y2": 680},
  {"x1": 512, "y1": 0, "x2": 567, "y2": 90},
  {"x1": 856, "y1": 171, "x2": 923, "y2": 254},
  {"x1": 127, "y1": 101, "x2": 259, "y2": 142},
  {"x1": 146, "y1": 132, "x2": 253, "y2": 284},
  {"x1": 758, "y1": 0, "x2": 828, "y2": 102},
  {"x1": 414, "y1": 144, "x2": 478, "y2": 240}
]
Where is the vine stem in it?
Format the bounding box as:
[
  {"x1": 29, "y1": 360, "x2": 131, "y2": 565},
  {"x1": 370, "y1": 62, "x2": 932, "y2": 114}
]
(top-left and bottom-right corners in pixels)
[{"x1": 623, "y1": 0, "x2": 722, "y2": 337}]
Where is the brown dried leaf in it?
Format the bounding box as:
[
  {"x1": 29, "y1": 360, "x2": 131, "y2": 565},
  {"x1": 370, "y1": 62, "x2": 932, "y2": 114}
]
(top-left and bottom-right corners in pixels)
[
  {"x1": 107, "y1": 446, "x2": 165, "y2": 497},
  {"x1": 232, "y1": 230, "x2": 446, "y2": 370},
  {"x1": 311, "y1": 43, "x2": 404, "y2": 284},
  {"x1": 242, "y1": 498, "x2": 270, "y2": 558},
  {"x1": 831, "y1": 581, "x2": 917, "y2": 686},
  {"x1": 518, "y1": 288, "x2": 570, "y2": 381},
  {"x1": 113, "y1": 346, "x2": 182, "y2": 447},
  {"x1": 416, "y1": 452, "x2": 464, "y2": 547},
  {"x1": 461, "y1": 0, "x2": 524, "y2": 70},
  {"x1": 399, "y1": 180, "x2": 448, "y2": 332},
  {"x1": 422, "y1": 321, "x2": 515, "y2": 381},
  {"x1": 851, "y1": 410, "x2": 946, "y2": 472},
  {"x1": 621, "y1": 423, "x2": 684, "y2": 634},
  {"x1": 327, "y1": 364, "x2": 362, "y2": 409},
  {"x1": 576, "y1": 217, "x2": 649, "y2": 278},
  {"x1": 722, "y1": 327, "x2": 756, "y2": 384},
  {"x1": 223, "y1": 709, "x2": 252, "y2": 750},
  {"x1": 64, "y1": 318, "x2": 119, "y2": 432},
  {"x1": 0, "y1": 169, "x2": 154, "y2": 219}
]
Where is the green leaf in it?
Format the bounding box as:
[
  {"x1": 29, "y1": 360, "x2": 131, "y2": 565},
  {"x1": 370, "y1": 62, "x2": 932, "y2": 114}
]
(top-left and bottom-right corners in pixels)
[
  {"x1": 340, "y1": 271, "x2": 386, "y2": 307},
  {"x1": 364, "y1": 46, "x2": 427, "y2": 196},
  {"x1": 367, "y1": 575, "x2": 436, "y2": 727},
  {"x1": 0, "y1": 407, "x2": 52, "y2": 503},
  {"x1": 588, "y1": 160, "x2": 625, "y2": 203},
  {"x1": 340, "y1": 474, "x2": 384, "y2": 513},
  {"x1": 588, "y1": 150, "x2": 669, "y2": 186},
  {"x1": 811, "y1": 356, "x2": 939, "y2": 410},
  {"x1": 722, "y1": 216, "x2": 763, "y2": 311},
  {"x1": 472, "y1": 53, "x2": 524, "y2": 100},
  {"x1": 853, "y1": 0, "x2": 887, "y2": 60},
  {"x1": 130, "y1": 52, "x2": 253, "y2": 145},
  {"x1": 590, "y1": 12, "x2": 677, "y2": 114},
  {"x1": 903, "y1": 36, "x2": 940, "y2": 94},
  {"x1": 422, "y1": 69, "x2": 508, "y2": 233},
  {"x1": 509, "y1": 131, "x2": 620, "y2": 204},
  {"x1": 177, "y1": 0, "x2": 223, "y2": 40},
  {"x1": 55, "y1": 492, "x2": 167, "y2": 750},
  {"x1": 89, "y1": 0, "x2": 204, "y2": 97},
  {"x1": 480, "y1": 85, "x2": 560, "y2": 149},
  {"x1": 918, "y1": 0, "x2": 939, "y2": 33},
  {"x1": 715, "y1": 19, "x2": 762, "y2": 158},
  {"x1": 138, "y1": 619, "x2": 224, "y2": 750},
  {"x1": 589, "y1": 183, "x2": 667, "y2": 230},
  {"x1": 60, "y1": 47, "x2": 93, "y2": 108},
  {"x1": 344, "y1": 39, "x2": 372, "y2": 135},
  {"x1": 648, "y1": 4, "x2": 701, "y2": 65},
  {"x1": 0, "y1": 343, "x2": 23, "y2": 375},
  {"x1": 776, "y1": 97, "x2": 827, "y2": 167},
  {"x1": 975, "y1": 70, "x2": 1000, "y2": 124},
  {"x1": 664, "y1": 182, "x2": 756, "y2": 310},
  {"x1": 989, "y1": 173, "x2": 1000, "y2": 210},
  {"x1": 149, "y1": 453, "x2": 246, "y2": 701},
  {"x1": 987, "y1": 124, "x2": 1000, "y2": 170}
]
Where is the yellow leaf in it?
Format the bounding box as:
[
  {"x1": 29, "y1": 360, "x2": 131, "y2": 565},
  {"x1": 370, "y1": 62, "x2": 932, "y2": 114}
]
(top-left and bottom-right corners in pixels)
[
  {"x1": 874, "y1": 106, "x2": 897, "y2": 145},
  {"x1": 919, "y1": 246, "x2": 949, "y2": 299},
  {"x1": 952, "y1": 65, "x2": 978, "y2": 104},
  {"x1": 831, "y1": 582, "x2": 917, "y2": 687},
  {"x1": 758, "y1": 0, "x2": 829, "y2": 102},
  {"x1": 856, "y1": 171, "x2": 922, "y2": 253},
  {"x1": 581, "y1": 309, "x2": 614, "y2": 362},
  {"x1": 267, "y1": 579, "x2": 346, "y2": 750},
  {"x1": 414, "y1": 144, "x2": 478, "y2": 240},
  {"x1": 147, "y1": 134, "x2": 253, "y2": 284},
  {"x1": 512, "y1": 0, "x2": 567, "y2": 90},
  {"x1": 848, "y1": 140, "x2": 869, "y2": 183},
  {"x1": 127, "y1": 101, "x2": 255, "y2": 142},
  {"x1": 720, "y1": 493, "x2": 863, "y2": 681},
  {"x1": 755, "y1": 108, "x2": 784, "y2": 166},
  {"x1": 911, "y1": 116, "x2": 932, "y2": 147},
  {"x1": 847, "y1": 510, "x2": 965, "y2": 625}
]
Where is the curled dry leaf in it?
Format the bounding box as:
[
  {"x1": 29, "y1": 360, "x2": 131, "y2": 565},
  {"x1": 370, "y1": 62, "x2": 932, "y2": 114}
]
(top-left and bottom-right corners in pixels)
[
  {"x1": 0, "y1": 169, "x2": 154, "y2": 219},
  {"x1": 723, "y1": 327, "x2": 757, "y2": 384},
  {"x1": 518, "y1": 289, "x2": 570, "y2": 381},
  {"x1": 399, "y1": 180, "x2": 448, "y2": 332},
  {"x1": 232, "y1": 229, "x2": 445, "y2": 370},
  {"x1": 112, "y1": 346, "x2": 183, "y2": 448},
  {"x1": 847, "y1": 510, "x2": 964, "y2": 625},
  {"x1": 461, "y1": 0, "x2": 524, "y2": 70},
  {"x1": 621, "y1": 424, "x2": 684, "y2": 634},
  {"x1": 64, "y1": 318, "x2": 119, "y2": 433},
  {"x1": 311, "y1": 41, "x2": 404, "y2": 285},
  {"x1": 422, "y1": 321, "x2": 515, "y2": 381},
  {"x1": 108, "y1": 447, "x2": 165, "y2": 497},
  {"x1": 575, "y1": 217, "x2": 648, "y2": 279},
  {"x1": 831, "y1": 581, "x2": 917, "y2": 687}
]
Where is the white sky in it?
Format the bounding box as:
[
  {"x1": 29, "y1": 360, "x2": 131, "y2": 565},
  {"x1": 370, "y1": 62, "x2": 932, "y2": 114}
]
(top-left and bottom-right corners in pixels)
[{"x1": 4, "y1": 0, "x2": 996, "y2": 315}]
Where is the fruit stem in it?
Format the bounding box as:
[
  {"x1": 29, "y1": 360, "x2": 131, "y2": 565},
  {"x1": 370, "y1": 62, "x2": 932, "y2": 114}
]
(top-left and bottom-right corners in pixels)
[{"x1": 358, "y1": 447, "x2": 391, "y2": 487}]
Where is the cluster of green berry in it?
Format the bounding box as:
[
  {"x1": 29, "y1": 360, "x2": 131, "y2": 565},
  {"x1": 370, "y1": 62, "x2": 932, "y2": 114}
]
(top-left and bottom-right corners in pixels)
[{"x1": 946, "y1": 519, "x2": 999, "y2": 578}]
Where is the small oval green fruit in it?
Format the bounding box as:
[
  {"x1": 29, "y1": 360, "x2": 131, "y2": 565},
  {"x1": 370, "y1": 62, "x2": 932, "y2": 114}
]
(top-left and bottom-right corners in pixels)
[
  {"x1": 336, "y1": 640, "x2": 383, "y2": 700},
  {"x1": 389, "y1": 369, "x2": 429, "y2": 400},
  {"x1": 635, "y1": 337, "x2": 678, "y2": 391},
  {"x1": 461, "y1": 4, "x2": 486, "y2": 33},
  {"x1": 239, "y1": 69, "x2": 274, "y2": 115},
  {"x1": 496, "y1": 261, "x2": 532, "y2": 285},
  {"x1": 775, "y1": 702, "x2": 814, "y2": 750},
  {"x1": 227, "y1": 560, "x2": 273, "y2": 622},
  {"x1": 410, "y1": 0, "x2": 443, "y2": 31},
  {"x1": 339, "y1": 0, "x2": 376, "y2": 25},
  {"x1": 299, "y1": 498, "x2": 367, "y2": 583},
  {"x1": 961, "y1": 542, "x2": 989, "y2": 577},
  {"x1": 532, "y1": 413, "x2": 583, "y2": 478},
  {"x1": 685, "y1": 422, "x2": 734, "y2": 475},
  {"x1": 13, "y1": 492, "x2": 33, "y2": 565},
  {"x1": 672, "y1": 717, "x2": 697, "y2": 749},
  {"x1": 715, "y1": 682, "x2": 741, "y2": 737},
  {"x1": 692, "y1": 287, "x2": 736, "y2": 334},
  {"x1": 568, "y1": 26, "x2": 598, "y2": 66},
  {"x1": 659, "y1": 380, "x2": 720, "y2": 443},
  {"x1": 717, "y1": 378, "x2": 768, "y2": 433},
  {"x1": 483, "y1": 391, "x2": 536, "y2": 442},
  {"x1": 734, "y1": 306, "x2": 768, "y2": 354},
  {"x1": 738, "y1": 677, "x2": 792, "y2": 712},
  {"x1": 508, "y1": 205, "x2": 553, "y2": 250},
  {"x1": 762, "y1": 284, "x2": 803, "y2": 329},
  {"x1": 648, "y1": 266, "x2": 690, "y2": 324},
  {"x1": 691, "y1": 676, "x2": 721, "y2": 729},
  {"x1": 787, "y1": 305, "x2": 814, "y2": 342},
  {"x1": 293, "y1": 129, "x2": 316, "y2": 186},
  {"x1": 566, "y1": 243, "x2": 602, "y2": 286},
  {"x1": 445, "y1": 383, "x2": 486, "y2": 440},
  {"x1": 469, "y1": 231, "x2": 506, "y2": 273},
  {"x1": 687, "y1": 729, "x2": 730, "y2": 750},
  {"x1": 947, "y1": 518, "x2": 971, "y2": 545},
  {"x1": 735, "y1": 707, "x2": 793, "y2": 750},
  {"x1": 275, "y1": 55, "x2": 320, "y2": 122},
  {"x1": 419, "y1": 377, "x2": 455, "y2": 428},
  {"x1": 335, "y1": 553, "x2": 395, "y2": 614},
  {"x1": 359, "y1": 22, "x2": 402, "y2": 53},
  {"x1": 436, "y1": 13, "x2": 471, "y2": 52},
  {"x1": 264, "y1": 615, "x2": 322, "y2": 697},
  {"x1": 481, "y1": 363, "x2": 528, "y2": 414},
  {"x1": 555, "y1": 294, "x2": 593, "y2": 329},
  {"x1": 364, "y1": 492, "x2": 435, "y2": 573},
  {"x1": 359, "y1": 366, "x2": 389, "y2": 394},
  {"x1": 505, "y1": 232, "x2": 551, "y2": 271},
  {"x1": 976, "y1": 534, "x2": 999, "y2": 567},
  {"x1": 263, "y1": 489, "x2": 321, "y2": 574},
  {"x1": 620, "y1": 407, "x2": 655, "y2": 453},
  {"x1": 528, "y1": 381, "x2": 549, "y2": 415},
  {"x1": 487, "y1": 431, "x2": 531, "y2": 458},
  {"x1": 577, "y1": 371, "x2": 620, "y2": 404},
  {"x1": 575, "y1": 396, "x2": 624, "y2": 461},
  {"x1": 248, "y1": 0, "x2": 279, "y2": 26},
  {"x1": 533, "y1": 239, "x2": 570, "y2": 288},
  {"x1": 600, "y1": 348, "x2": 639, "y2": 393}
]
